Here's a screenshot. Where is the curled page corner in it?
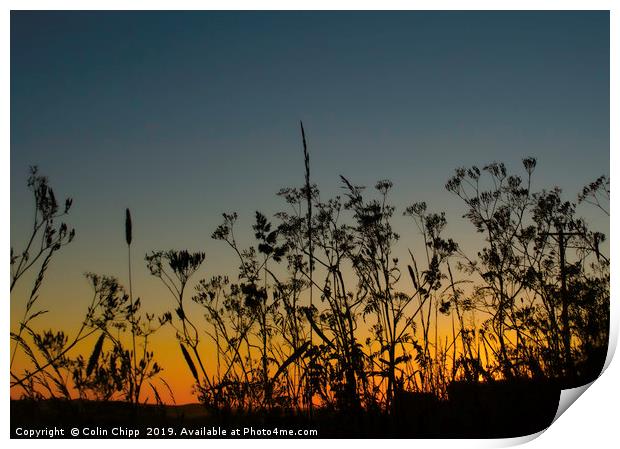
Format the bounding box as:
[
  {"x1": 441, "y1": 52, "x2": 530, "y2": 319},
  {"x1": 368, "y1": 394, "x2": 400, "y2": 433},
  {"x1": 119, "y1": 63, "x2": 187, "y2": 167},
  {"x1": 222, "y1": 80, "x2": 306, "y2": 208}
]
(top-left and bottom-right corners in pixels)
[
  {"x1": 552, "y1": 381, "x2": 594, "y2": 424},
  {"x1": 487, "y1": 429, "x2": 547, "y2": 448},
  {"x1": 487, "y1": 381, "x2": 596, "y2": 448},
  {"x1": 548, "y1": 303, "x2": 618, "y2": 428}
]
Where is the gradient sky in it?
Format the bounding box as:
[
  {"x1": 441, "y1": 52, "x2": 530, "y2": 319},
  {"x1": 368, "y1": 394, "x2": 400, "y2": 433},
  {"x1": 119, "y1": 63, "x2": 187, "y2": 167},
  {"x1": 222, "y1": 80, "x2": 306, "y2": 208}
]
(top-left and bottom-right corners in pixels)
[{"x1": 10, "y1": 11, "x2": 609, "y2": 403}]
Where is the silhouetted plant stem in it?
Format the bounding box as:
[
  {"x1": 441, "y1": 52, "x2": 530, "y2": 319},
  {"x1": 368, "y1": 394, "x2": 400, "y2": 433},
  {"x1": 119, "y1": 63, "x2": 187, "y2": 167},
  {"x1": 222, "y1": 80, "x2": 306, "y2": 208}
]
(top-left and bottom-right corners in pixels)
[
  {"x1": 301, "y1": 120, "x2": 314, "y2": 415},
  {"x1": 10, "y1": 168, "x2": 75, "y2": 376},
  {"x1": 10, "y1": 283, "x2": 111, "y2": 391},
  {"x1": 10, "y1": 249, "x2": 54, "y2": 370},
  {"x1": 125, "y1": 208, "x2": 139, "y2": 404}
]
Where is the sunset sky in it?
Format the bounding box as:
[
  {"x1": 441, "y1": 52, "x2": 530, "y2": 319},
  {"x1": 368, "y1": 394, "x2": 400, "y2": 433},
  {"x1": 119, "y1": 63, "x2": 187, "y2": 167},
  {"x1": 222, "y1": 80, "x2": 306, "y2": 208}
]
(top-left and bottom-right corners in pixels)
[{"x1": 10, "y1": 11, "x2": 609, "y2": 404}]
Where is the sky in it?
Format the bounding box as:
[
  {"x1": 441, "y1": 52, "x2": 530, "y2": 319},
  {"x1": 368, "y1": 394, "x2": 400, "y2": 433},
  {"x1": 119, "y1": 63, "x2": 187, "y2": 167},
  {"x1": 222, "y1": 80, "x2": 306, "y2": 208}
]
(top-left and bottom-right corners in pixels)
[{"x1": 10, "y1": 11, "x2": 609, "y2": 404}]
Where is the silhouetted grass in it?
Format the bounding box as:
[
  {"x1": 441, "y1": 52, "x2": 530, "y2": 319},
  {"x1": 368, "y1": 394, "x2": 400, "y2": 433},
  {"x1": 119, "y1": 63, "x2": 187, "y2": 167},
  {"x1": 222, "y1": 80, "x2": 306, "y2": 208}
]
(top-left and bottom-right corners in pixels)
[{"x1": 9, "y1": 127, "x2": 609, "y2": 438}]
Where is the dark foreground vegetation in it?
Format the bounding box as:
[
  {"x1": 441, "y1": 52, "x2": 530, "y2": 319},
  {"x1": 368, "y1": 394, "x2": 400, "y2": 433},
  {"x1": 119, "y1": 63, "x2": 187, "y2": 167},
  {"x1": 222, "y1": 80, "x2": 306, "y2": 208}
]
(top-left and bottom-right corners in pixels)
[
  {"x1": 12, "y1": 378, "x2": 560, "y2": 438},
  {"x1": 10, "y1": 124, "x2": 608, "y2": 437}
]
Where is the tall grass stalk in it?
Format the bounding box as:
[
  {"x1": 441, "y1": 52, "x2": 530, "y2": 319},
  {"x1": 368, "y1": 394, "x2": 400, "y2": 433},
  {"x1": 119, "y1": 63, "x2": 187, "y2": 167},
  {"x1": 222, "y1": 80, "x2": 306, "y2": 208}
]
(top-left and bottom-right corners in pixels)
[
  {"x1": 125, "y1": 208, "x2": 139, "y2": 403},
  {"x1": 301, "y1": 121, "x2": 314, "y2": 414}
]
